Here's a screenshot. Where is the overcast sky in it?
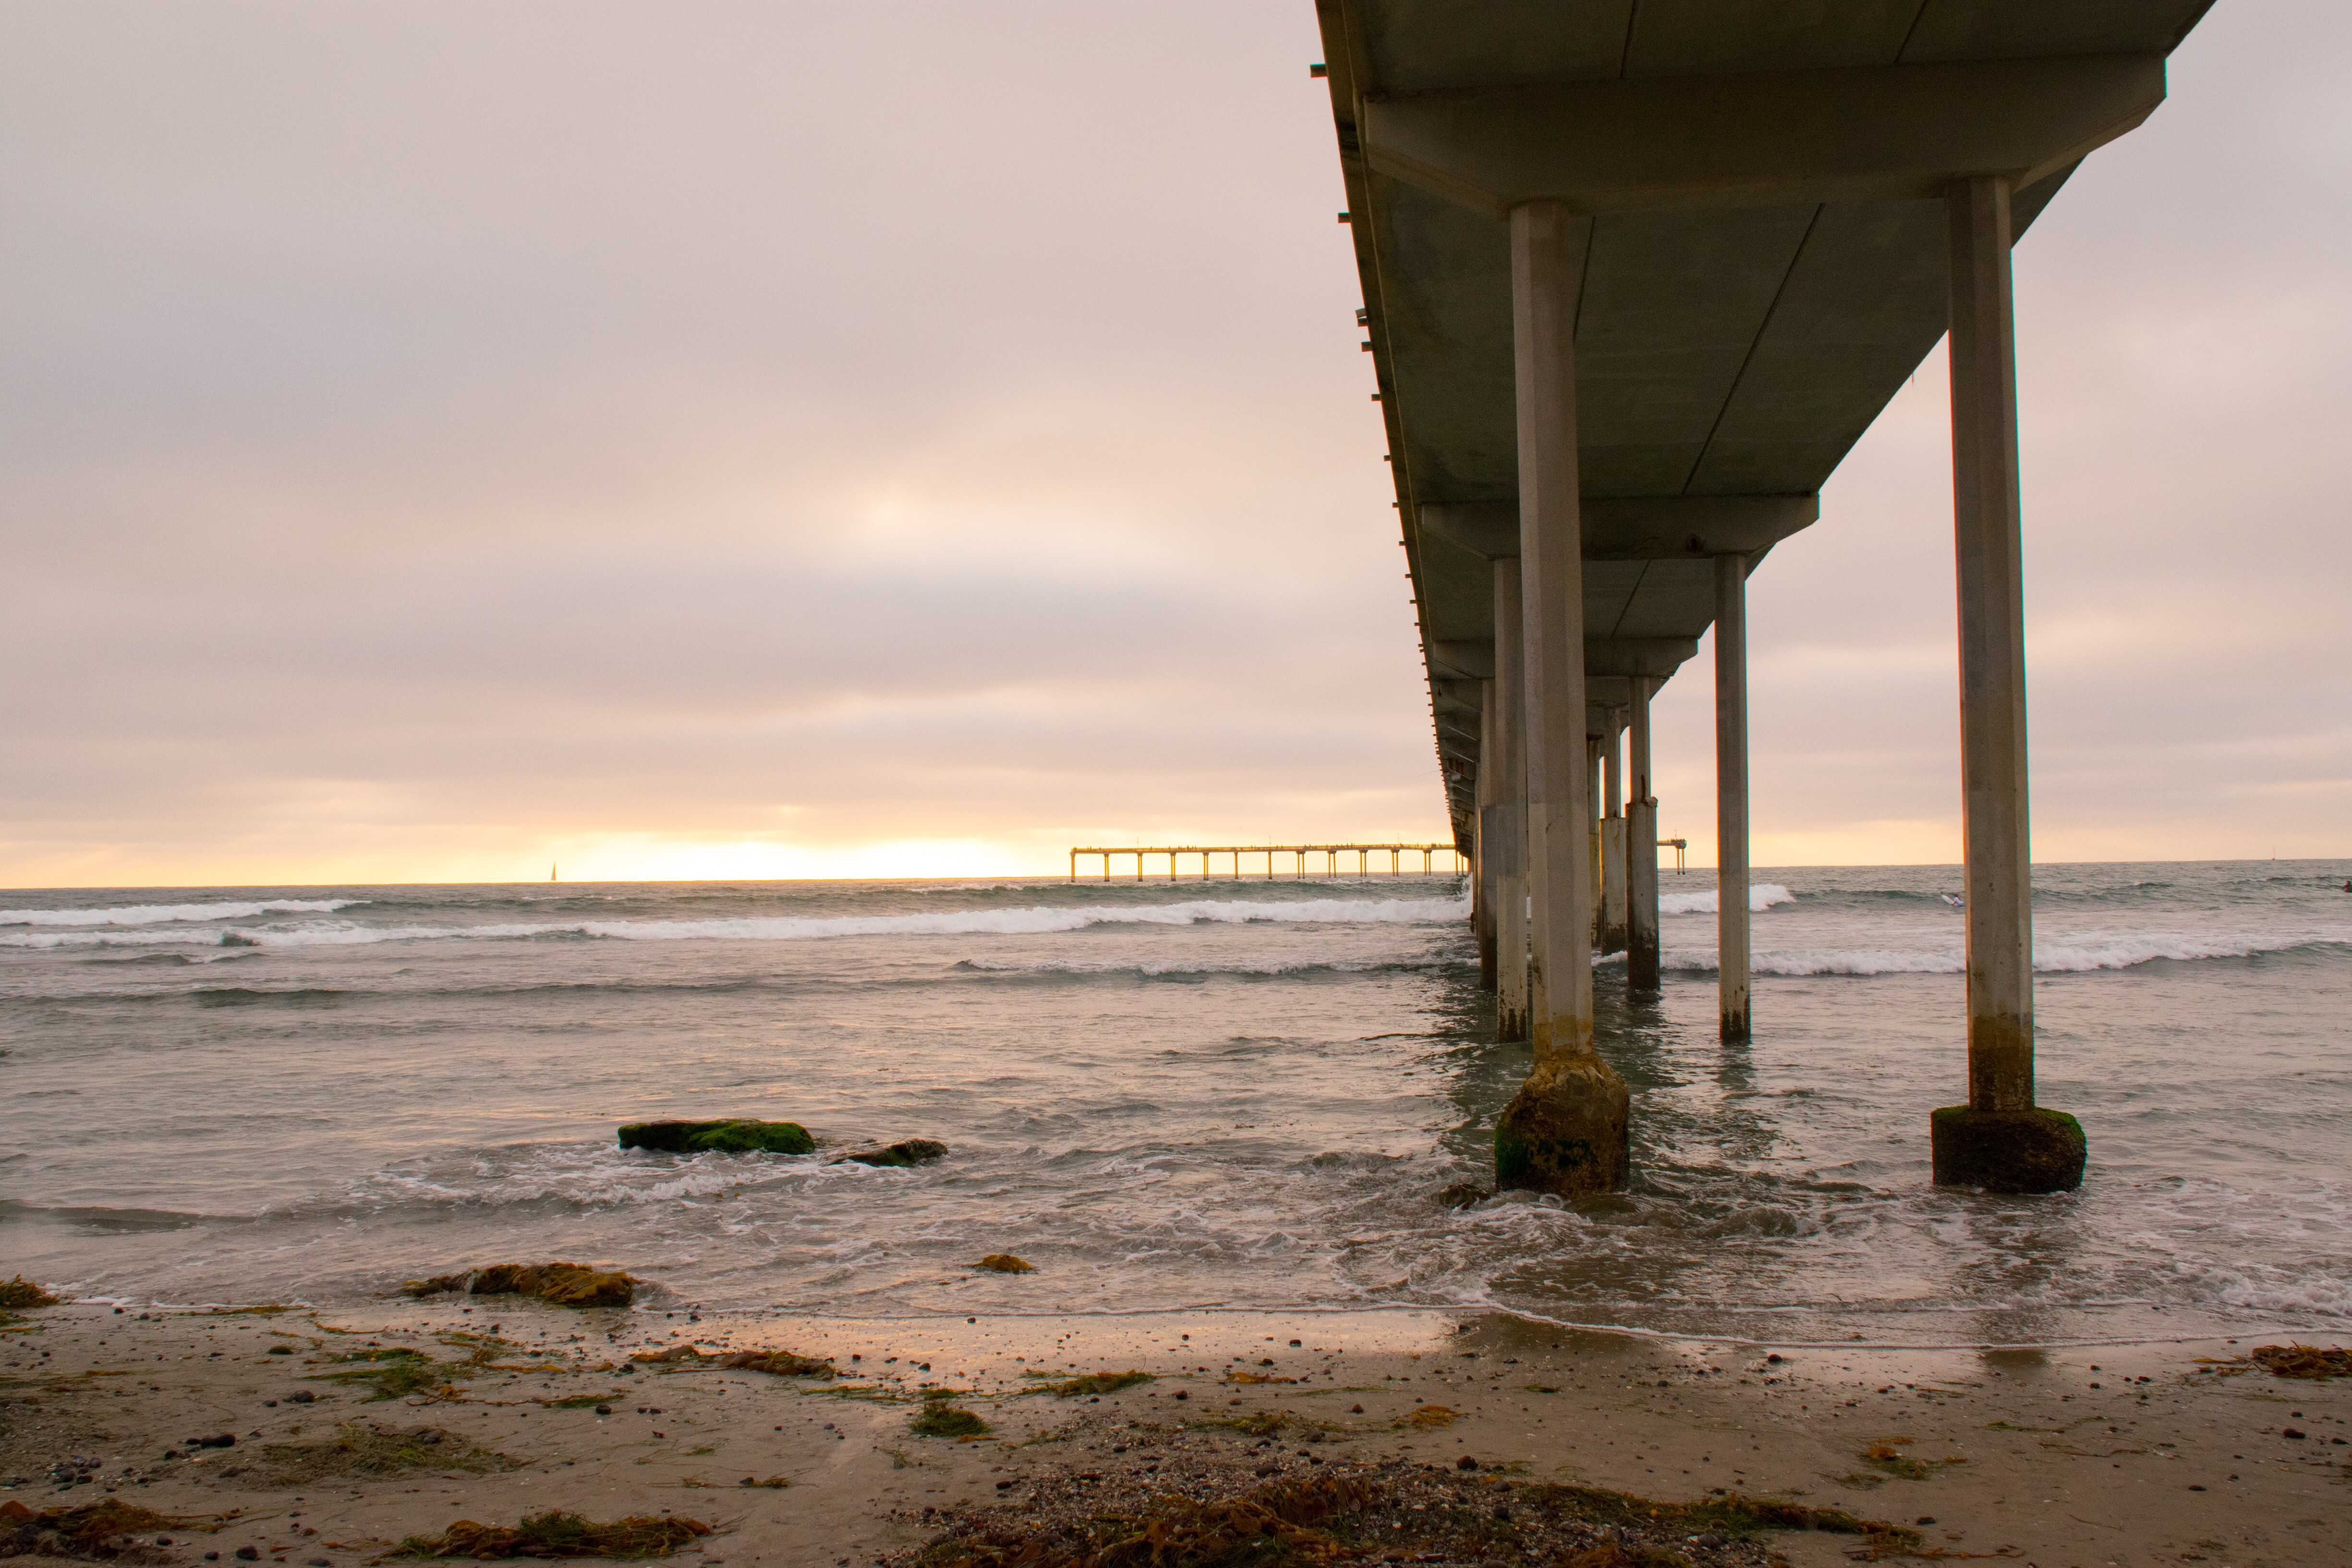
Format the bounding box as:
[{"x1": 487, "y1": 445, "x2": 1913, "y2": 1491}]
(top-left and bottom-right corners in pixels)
[{"x1": 3, "y1": 1, "x2": 2345, "y2": 888}]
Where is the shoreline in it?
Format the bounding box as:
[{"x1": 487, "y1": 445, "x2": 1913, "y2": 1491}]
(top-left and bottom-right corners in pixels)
[{"x1": 5, "y1": 1297, "x2": 2347, "y2": 1566}]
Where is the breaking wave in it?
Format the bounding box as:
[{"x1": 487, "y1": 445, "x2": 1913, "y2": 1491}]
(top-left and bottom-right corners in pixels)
[
  {"x1": 0, "y1": 894, "x2": 1471, "y2": 951},
  {"x1": 0, "y1": 899, "x2": 360, "y2": 928},
  {"x1": 953, "y1": 956, "x2": 1451, "y2": 979},
  {"x1": 1657, "y1": 883, "x2": 1795, "y2": 915},
  {"x1": 1656, "y1": 929, "x2": 2352, "y2": 976}
]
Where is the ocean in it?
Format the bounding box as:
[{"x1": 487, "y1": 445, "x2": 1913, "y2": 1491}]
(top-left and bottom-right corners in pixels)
[{"x1": 3, "y1": 860, "x2": 2348, "y2": 1349}]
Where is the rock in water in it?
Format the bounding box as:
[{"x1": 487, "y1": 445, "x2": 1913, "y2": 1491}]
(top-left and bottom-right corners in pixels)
[
  {"x1": 617, "y1": 1119, "x2": 815, "y2": 1155},
  {"x1": 973, "y1": 1253, "x2": 1034, "y2": 1273},
  {"x1": 829, "y1": 1138, "x2": 947, "y2": 1167}
]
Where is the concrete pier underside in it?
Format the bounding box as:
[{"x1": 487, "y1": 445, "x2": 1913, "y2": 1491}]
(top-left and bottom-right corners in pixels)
[{"x1": 1315, "y1": 0, "x2": 2214, "y2": 1194}]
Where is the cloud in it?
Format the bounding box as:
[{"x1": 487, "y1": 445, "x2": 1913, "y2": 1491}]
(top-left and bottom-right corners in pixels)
[{"x1": 1, "y1": 0, "x2": 2347, "y2": 884}]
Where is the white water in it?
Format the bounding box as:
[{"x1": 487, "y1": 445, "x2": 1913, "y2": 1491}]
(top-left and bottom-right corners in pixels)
[{"x1": 3, "y1": 860, "x2": 2349, "y2": 1348}]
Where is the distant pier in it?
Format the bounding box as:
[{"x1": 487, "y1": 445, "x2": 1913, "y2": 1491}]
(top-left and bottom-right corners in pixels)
[{"x1": 1068, "y1": 843, "x2": 1466, "y2": 880}]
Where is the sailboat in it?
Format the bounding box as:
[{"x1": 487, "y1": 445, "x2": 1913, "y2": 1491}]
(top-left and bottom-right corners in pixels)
[{"x1": 551, "y1": 863, "x2": 558, "y2": 883}]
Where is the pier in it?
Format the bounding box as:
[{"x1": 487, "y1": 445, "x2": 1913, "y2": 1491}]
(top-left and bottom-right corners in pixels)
[
  {"x1": 1069, "y1": 843, "x2": 1466, "y2": 880},
  {"x1": 1312, "y1": 0, "x2": 2214, "y2": 1194}
]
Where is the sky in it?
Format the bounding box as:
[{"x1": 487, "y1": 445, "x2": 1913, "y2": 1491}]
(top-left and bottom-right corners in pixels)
[{"x1": 2, "y1": 1, "x2": 2346, "y2": 888}]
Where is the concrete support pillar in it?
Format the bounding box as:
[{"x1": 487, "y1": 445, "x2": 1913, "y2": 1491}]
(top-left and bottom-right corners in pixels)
[
  {"x1": 1714, "y1": 553, "x2": 1752, "y2": 1043},
  {"x1": 1625, "y1": 678, "x2": 1661, "y2": 993},
  {"x1": 1493, "y1": 199, "x2": 1629, "y2": 1194},
  {"x1": 1587, "y1": 736, "x2": 1604, "y2": 947},
  {"x1": 1492, "y1": 559, "x2": 1530, "y2": 1043},
  {"x1": 1475, "y1": 680, "x2": 1500, "y2": 991},
  {"x1": 1931, "y1": 173, "x2": 2085, "y2": 1193},
  {"x1": 1600, "y1": 710, "x2": 1627, "y2": 956}
]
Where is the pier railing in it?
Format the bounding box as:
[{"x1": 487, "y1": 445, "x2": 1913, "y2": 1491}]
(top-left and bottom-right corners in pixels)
[{"x1": 1069, "y1": 843, "x2": 1465, "y2": 880}]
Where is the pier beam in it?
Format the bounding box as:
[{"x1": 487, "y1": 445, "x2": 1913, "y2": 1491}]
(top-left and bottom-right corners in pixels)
[
  {"x1": 1492, "y1": 558, "x2": 1530, "y2": 1043},
  {"x1": 1626, "y1": 678, "x2": 1661, "y2": 994},
  {"x1": 1600, "y1": 709, "x2": 1627, "y2": 956},
  {"x1": 1714, "y1": 553, "x2": 1752, "y2": 1043},
  {"x1": 1493, "y1": 199, "x2": 1630, "y2": 1194},
  {"x1": 1931, "y1": 173, "x2": 2085, "y2": 1194}
]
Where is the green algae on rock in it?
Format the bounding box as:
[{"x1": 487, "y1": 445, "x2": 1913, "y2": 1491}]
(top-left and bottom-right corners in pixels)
[
  {"x1": 1928, "y1": 1105, "x2": 2086, "y2": 1193},
  {"x1": 1494, "y1": 1057, "x2": 1631, "y2": 1195},
  {"x1": 618, "y1": 1118, "x2": 815, "y2": 1155}
]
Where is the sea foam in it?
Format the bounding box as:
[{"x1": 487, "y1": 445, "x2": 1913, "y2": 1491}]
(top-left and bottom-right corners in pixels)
[
  {"x1": 0, "y1": 899, "x2": 360, "y2": 928},
  {"x1": 0, "y1": 894, "x2": 1473, "y2": 950},
  {"x1": 1658, "y1": 883, "x2": 1796, "y2": 915},
  {"x1": 1656, "y1": 928, "x2": 2352, "y2": 976}
]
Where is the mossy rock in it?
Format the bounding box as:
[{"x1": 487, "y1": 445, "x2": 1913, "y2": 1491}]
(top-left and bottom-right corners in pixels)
[
  {"x1": 830, "y1": 1138, "x2": 947, "y2": 1168},
  {"x1": 618, "y1": 1119, "x2": 814, "y2": 1156}
]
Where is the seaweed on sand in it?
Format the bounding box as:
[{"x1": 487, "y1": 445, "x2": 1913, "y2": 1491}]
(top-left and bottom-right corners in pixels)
[
  {"x1": 902, "y1": 1466, "x2": 1922, "y2": 1568},
  {"x1": 1535, "y1": 1484, "x2": 1920, "y2": 1553},
  {"x1": 400, "y1": 1262, "x2": 640, "y2": 1309},
  {"x1": 310, "y1": 1348, "x2": 479, "y2": 1402},
  {"x1": 1, "y1": 1498, "x2": 227, "y2": 1561},
  {"x1": 1200, "y1": 1410, "x2": 1330, "y2": 1441},
  {"x1": 911, "y1": 1398, "x2": 991, "y2": 1439},
  {"x1": 394, "y1": 1512, "x2": 711, "y2": 1560},
  {"x1": 2249, "y1": 1344, "x2": 2352, "y2": 1379},
  {"x1": 0, "y1": 1278, "x2": 59, "y2": 1310},
  {"x1": 250, "y1": 1423, "x2": 516, "y2": 1484},
  {"x1": 914, "y1": 1473, "x2": 1378, "y2": 1568},
  {"x1": 629, "y1": 1344, "x2": 834, "y2": 1377},
  {"x1": 1043, "y1": 1371, "x2": 1151, "y2": 1398}
]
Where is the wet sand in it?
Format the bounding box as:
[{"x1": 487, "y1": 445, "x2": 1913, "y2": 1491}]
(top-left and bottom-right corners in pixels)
[{"x1": 3, "y1": 1300, "x2": 2348, "y2": 1566}]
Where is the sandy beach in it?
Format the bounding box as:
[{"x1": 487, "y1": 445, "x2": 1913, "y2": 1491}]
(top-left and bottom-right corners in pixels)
[{"x1": 5, "y1": 1293, "x2": 2347, "y2": 1568}]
